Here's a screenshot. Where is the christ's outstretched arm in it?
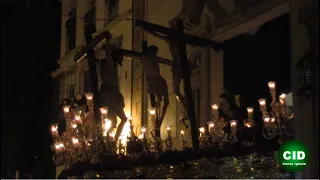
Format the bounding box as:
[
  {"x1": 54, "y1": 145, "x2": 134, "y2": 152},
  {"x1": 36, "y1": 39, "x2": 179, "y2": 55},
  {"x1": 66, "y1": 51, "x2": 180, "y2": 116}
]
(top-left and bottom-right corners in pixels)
[
  {"x1": 120, "y1": 49, "x2": 144, "y2": 60},
  {"x1": 143, "y1": 28, "x2": 171, "y2": 42},
  {"x1": 120, "y1": 49, "x2": 173, "y2": 66}
]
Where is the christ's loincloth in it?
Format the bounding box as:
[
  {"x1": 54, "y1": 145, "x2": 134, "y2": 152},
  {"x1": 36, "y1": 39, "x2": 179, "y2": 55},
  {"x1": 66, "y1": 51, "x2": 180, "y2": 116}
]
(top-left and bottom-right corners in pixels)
[
  {"x1": 147, "y1": 76, "x2": 168, "y2": 96},
  {"x1": 99, "y1": 86, "x2": 125, "y2": 110}
]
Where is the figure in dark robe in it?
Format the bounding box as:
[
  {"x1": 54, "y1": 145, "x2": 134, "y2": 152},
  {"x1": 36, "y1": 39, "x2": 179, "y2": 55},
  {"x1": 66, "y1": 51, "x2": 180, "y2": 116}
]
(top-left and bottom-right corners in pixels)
[
  {"x1": 58, "y1": 99, "x2": 69, "y2": 136},
  {"x1": 218, "y1": 91, "x2": 246, "y2": 144},
  {"x1": 73, "y1": 93, "x2": 88, "y2": 115}
]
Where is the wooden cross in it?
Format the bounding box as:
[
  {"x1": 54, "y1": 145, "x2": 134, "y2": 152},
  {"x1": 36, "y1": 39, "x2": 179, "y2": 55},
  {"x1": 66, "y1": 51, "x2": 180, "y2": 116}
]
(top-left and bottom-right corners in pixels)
[
  {"x1": 83, "y1": 24, "x2": 101, "y2": 123},
  {"x1": 135, "y1": 19, "x2": 224, "y2": 52},
  {"x1": 135, "y1": 19, "x2": 224, "y2": 150}
]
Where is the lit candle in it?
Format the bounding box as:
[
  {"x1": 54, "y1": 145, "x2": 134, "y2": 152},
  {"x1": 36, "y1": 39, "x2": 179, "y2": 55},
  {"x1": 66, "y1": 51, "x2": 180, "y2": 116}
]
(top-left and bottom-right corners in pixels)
[
  {"x1": 72, "y1": 137, "x2": 79, "y2": 146},
  {"x1": 141, "y1": 126, "x2": 147, "y2": 133},
  {"x1": 51, "y1": 124, "x2": 58, "y2": 134},
  {"x1": 264, "y1": 117, "x2": 270, "y2": 123},
  {"x1": 180, "y1": 130, "x2": 185, "y2": 141},
  {"x1": 85, "y1": 92, "x2": 94, "y2": 100},
  {"x1": 109, "y1": 130, "x2": 116, "y2": 139},
  {"x1": 74, "y1": 110, "x2": 82, "y2": 122},
  {"x1": 258, "y1": 99, "x2": 266, "y2": 107},
  {"x1": 247, "y1": 107, "x2": 254, "y2": 119},
  {"x1": 100, "y1": 107, "x2": 108, "y2": 114},
  {"x1": 271, "y1": 117, "x2": 275, "y2": 123},
  {"x1": 245, "y1": 122, "x2": 252, "y2": 128},
  {"x1": 268, "y1": 81, "x2": 276, "y2": 89},
  {"x1": 166, "y1": 126, "x2": 171, "y2": 138},
  {"x1": 103, "y1": 119, "x2": 111, "y2": 136},
  {"x1": 208, "y1": 121, "x2": 214, "y2": 129},
  {"x1": 268, "y1": 81, "x2": 277, "y2": 103},
  {"x1": 63, "y1": 105, "x2": 70, "y2": 113},
  {"x1": 230, "y1": 120, "x2": 237, "y2": 128},
  {"x1": 149, "y1": 108, "x2": 156, "y2": 116},
  {"x1": 279, "y1": 93, "x2": 286, "y2": 104},
  {"x1": 55, "y1": 144, "x2": 61, "y2": 150},
  {"x1": 75, "y1": 115, "x2": 81, "y2": 121},
  {"x1": 138, "y1": 133, "x2": 144, "y2": 140},
  {"x1": 71, "y1": 123, "x2": 77, "y2": 129},
  {"x1": 211, "y1": 104, "x2": 219, "y2": 111},
  {"x1": 180, "y1": 130, "x2": 185, "y2": 137},
  {"x1": 199, "y1": 127, "x2": 205, "y2": 137},
  {"x1": 211, "y1": 104, "x2": 219, "y2": 120}
]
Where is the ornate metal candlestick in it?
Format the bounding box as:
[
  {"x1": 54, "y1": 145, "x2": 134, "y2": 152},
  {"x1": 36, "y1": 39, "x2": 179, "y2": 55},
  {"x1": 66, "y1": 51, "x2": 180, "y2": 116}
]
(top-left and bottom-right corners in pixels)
[{"x1": 261, "y1": 82, "x2": 294, "y2": 140}]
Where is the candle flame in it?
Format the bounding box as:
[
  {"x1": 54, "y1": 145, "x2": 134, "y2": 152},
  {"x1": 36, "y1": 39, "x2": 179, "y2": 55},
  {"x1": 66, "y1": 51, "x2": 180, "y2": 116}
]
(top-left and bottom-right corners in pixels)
[
  {"x1": 149, "y1": 108, "x2": 156, "y2": 116},
  {"x1": 211, "y1": 104, "x2": 219, "y2": 110},
  {"x1": 85, "y1": 93, "x2": 94, "y2": 100},
  {"x1": 120, "y1": 121, "x2": 131, "y2": 146},
  {"x1": 271, "y1": 117, "x2": 275, "y2": 123},
  {"x1": 138, "y1": 133, "x2": 144, "y2": 139},
  {"x1": 264, "y1": 117, "x2": 270, "y2": 123},
  {"x1": 166, "y1": 126, "x2": 171, "y2": 131},
  {"x1": 71, "y1": 123, "x2": 77, "y2": 128},
  {"x1": 258, "y1": 99, "x2": 266, "y2": 106},
  {"x1": 141, "y1": 126, "x2": 146, "y2": 133},
  {"x1": 51, "y1": 125, "x2": 57, "y2": 132},
  {"x1": 100, "y1": 107, "x2": 108, "y2": 114},
  {"x1": 75, "y1": 115, "x2": 81, "y2": 121},
  {"x1": 180, "y1": 130, "x2": 185, "y2": 135},
  {"x1": 247, "y1": 107, "x2": 254, "y2": 113},
  {"x1": 72, "y1": 137, "x2": 79, "y2": 145},
  {"x1": 268, "y1": 81, "x2": 276, "y2": 89},
  {"x1": 63, "y1": 105, "x2": 70, "y2": 113},
  {"x1": 199, "y1": 127, "x2": 205, "y2": 133},
  {"x1": 103, "y1": 119, "x2": 112, "y2": 134},
  {"x1": 231, "y1": 120, "x2": 237, "y2": 127},
  {"x1": 279, "y1": 93, "x2": 286, "y2": 100}
]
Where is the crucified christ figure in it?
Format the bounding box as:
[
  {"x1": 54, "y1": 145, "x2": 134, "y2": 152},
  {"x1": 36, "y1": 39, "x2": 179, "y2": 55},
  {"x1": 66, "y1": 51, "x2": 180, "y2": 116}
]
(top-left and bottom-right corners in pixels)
[
  {"x1": 98, "y1": 43, "x2": 127, "y2": 143},
  {"x1": 143, "y1": 25, "x2": 189, "y2": 119},
  {"x1": 119, "y1": 45, "x2": 170, "y2": 127}
]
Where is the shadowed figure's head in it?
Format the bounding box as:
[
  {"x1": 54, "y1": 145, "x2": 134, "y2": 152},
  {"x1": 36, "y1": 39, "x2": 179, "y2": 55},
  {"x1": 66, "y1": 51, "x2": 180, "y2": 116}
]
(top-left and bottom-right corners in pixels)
[{"x1": 147, "y1": 45, "x2": 159, "y2": 56}]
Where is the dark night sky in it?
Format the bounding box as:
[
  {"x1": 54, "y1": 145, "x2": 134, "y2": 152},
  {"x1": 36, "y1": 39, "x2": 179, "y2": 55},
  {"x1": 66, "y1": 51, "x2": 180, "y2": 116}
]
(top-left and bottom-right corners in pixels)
[
  {"x1": 1, "y1": 1, "x2": 290, "y2": 176},
  {"x1": 224, "y1": 13, "x2": 290, "y2": 108},
  {"x1": 1, "y1": 0, "x2": 61, "y2": 175}
]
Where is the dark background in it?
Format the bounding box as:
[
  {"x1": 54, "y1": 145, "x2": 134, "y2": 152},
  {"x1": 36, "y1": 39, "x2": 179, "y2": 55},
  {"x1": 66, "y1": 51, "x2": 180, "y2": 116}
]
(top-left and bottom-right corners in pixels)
[
  {"x1": 224, "y1": 13, "x2": 290, "y2": 106},
  {"x1": 1, "y1": 0, "x2": 61, "y2": 177},
  {"x1": 1, "y1": 0, "x2": 290, "y2": 177}
]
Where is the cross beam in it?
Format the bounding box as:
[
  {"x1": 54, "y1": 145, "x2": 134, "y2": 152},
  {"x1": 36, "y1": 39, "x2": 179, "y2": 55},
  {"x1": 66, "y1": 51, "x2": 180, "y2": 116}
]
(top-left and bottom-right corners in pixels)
[
  {"x1": 74, "y1": 31, "x2": 112, "y2": 62},
  {"x1": 74, "y1": 32, "x2": 173, "y2": 67},
  {"x1": 135, "y1": 19, "x2": 224, "y2": 52},
  {"x1": 136, "y1": 19, "x2": 211, "y2": 150}
]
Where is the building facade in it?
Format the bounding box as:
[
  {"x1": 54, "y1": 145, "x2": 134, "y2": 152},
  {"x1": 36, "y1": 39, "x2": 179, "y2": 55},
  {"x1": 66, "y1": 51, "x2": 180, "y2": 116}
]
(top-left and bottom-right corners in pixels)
[{"x1": 52, "y1": 0, "x2": 318, "y2": 178}]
